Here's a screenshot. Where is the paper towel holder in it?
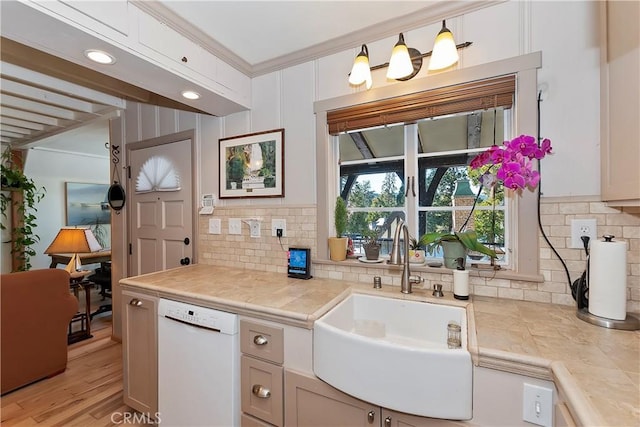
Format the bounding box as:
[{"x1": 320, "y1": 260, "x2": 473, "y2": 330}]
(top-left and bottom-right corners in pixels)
[{"x1": 576, "y1": 234, "x2": 640, "y2": 330}]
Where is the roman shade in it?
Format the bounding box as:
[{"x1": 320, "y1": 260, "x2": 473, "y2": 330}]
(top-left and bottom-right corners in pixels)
[{"x1": 327, "y1": 75, "x2": 516, "y2": 135}]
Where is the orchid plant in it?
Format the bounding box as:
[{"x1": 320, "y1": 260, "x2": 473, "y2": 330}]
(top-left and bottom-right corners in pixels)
[{"x1": 469, "y1": 134, "x2": 552, "y2": 191}]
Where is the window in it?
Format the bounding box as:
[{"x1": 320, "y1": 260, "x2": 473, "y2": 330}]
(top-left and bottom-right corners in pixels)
[
  {"x1": 337, "y1": 108, "x2": 511, "y2": 266},
  {"x1": 315, "y1": 52, "x2": 543, "y2": 276}
]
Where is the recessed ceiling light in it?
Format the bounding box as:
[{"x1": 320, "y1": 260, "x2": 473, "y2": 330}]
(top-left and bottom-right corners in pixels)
[
  {"x1": 84, "y1": 49, "x2": 116, "y2": 65},
  {"x1": 181, "y1": 90, "x2": 201, "y2": 100}
]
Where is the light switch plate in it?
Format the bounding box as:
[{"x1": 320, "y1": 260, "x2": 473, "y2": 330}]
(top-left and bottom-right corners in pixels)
[
  {"x1": 229, "y1": 218, "x2": 241, "y2": 235},
  {"x1": 208, "y1": 218, "x2": 221, "y2": 234},
  {"x1": 523, "y1": 383, "x2": 553, "y2": 427}
]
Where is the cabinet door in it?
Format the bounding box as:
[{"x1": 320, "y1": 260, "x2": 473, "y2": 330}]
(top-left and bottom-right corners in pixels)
[
  {"x1": 121, "y1": 291, "x2": 158, "y2": 415},
  {"x1": 242, "y1": 355, "x2": 284, "y2": 426},
  {"x1": 600, "y1": 0, "x2": 640, "y2": 204},
  {"x1": 381, "y1": 409, "x2": 468, "y2": 427},
  {"x1": 284, "y1": 369, "x2": 378, "y2": 426}
]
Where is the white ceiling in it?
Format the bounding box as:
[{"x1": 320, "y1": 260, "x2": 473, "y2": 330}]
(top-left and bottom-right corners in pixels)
[
  {"x1": 0, "y1": 1, "x2": 494, "y2": 156},
  {"x1": 159, "y1": 1, "x2": 436, "y2": 66}
]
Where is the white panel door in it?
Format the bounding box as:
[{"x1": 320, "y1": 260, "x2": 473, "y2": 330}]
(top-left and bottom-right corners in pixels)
[{"x1": 128, "y1": 138, "x2": 193, "y2": 275}]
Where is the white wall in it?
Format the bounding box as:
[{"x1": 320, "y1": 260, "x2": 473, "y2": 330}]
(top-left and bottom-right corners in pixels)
[
  {"x1": 23, "y1": 149, "x2": 110, "y2": 270},
  {"x1": 215, "y1": 1, "x2": 600, "y2": 201}
]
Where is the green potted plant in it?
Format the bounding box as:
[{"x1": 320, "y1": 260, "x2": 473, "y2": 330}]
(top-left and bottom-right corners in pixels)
[
  {"x1": 1, "y1": 149, "x2": 46, "y2": 271},
  {"x1": 422, "y1": 230, "x2": 496, "y2": 269},
  {"x1": 362, "y1": 227, "x2": 381, "y2": 261},
  {"x1": 328, "y1": 196, "x2": 349, "y2": 261}
]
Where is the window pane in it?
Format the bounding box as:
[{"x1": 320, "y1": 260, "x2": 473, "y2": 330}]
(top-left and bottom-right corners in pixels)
[
  {"x1": 345, "y1": 211, "x2": 405, "y2": 258},
  {"x1": 417, "y1": 108, "x2": 507, "y2": 154},
  {"x1": 339, "y1": 124, "x2": 404, "y2": 161}
]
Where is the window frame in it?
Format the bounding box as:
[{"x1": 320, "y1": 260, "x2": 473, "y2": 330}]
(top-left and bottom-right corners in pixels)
[{"x1": 315, "y1": 52, "x2": 543, "y2": 277}]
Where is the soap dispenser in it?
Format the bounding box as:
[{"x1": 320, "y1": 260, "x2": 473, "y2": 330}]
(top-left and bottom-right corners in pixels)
[{"x1": 453, "y1": 257, "x2": 469, "y2": 300}]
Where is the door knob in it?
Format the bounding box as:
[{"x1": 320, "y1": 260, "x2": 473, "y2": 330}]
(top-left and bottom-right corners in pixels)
[
  {"x1": 183, "y1": 237, "x2": 190, "y2": 245},
  {"x1": 180, "y1": 257, "x2": 191, "y2": 265}
]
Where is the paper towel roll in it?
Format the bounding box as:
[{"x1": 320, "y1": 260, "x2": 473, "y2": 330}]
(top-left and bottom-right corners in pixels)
[{"x1": 588, "y1": 237, "x2": 628, "y2": 320}]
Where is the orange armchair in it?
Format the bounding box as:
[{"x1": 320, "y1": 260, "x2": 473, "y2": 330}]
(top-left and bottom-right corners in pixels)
[{"x1": 1, "y1": 268, "x2": 78, "y2": 394}]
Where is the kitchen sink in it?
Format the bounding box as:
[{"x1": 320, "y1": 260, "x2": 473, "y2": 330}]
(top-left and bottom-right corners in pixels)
[{"x1": 313, "y1": 293, "x2": 472, "y2": 420}]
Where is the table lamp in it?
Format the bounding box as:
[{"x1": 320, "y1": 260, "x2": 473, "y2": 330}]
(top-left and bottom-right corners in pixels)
[{"x1": 44, "y1": 227, "x2": 102, "y2": 273}]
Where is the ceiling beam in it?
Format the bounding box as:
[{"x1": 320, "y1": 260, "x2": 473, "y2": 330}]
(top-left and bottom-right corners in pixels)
[{"x1": 0, "y1": 37, "x2": 208, "y2": 115}]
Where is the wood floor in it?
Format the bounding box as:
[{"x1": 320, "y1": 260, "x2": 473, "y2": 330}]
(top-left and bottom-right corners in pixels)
[{"x1": 1, "y1": 291, "x2": 146, "y2": 426}]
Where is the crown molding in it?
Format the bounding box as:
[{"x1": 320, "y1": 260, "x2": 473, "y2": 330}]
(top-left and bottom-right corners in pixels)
[{"x1": 134, "y1": 1, "x2": 505, "y2": 78}]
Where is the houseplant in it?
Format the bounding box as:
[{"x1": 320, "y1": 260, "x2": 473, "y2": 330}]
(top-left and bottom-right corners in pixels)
[
  {"x1": 1, "y1": 149, "x2": 46, "y2": 271},
  {"x1": 409, "y1": 235, "x2": 427, "y2": 264},
  {"x1": 328, "y1": 196, "x2": 349, "y2": 261},
  {"x1": 424, "y1": 134, "x2": 553, "y2": 268},
  {"x1": 362, "y1": 227, "x2": 381, "y2": 260},
  {"x1": 422, "y1": 230, "x2": 496, "y2": 268}
]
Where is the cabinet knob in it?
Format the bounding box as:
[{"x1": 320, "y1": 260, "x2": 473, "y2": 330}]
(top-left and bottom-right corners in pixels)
[
  {"x1": 367, "y1": 410, "x2": 375, "y2": 424},
  {"x1": 129, "y1": 298, "x2": 143, "y2": 307},
  {"x1": 251, "y1": 384, "x2": 271, "y2": 398},
  {"x1": 384, "y1": 416, "x2": 392, "y2": 427},
  {"x1": 253, "y1": 335, "x2": 268, "y2": 345}
]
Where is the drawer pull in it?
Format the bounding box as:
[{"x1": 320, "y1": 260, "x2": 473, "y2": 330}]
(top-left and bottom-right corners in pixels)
[
  {"x1": 384, "y1": 416, "x2": 392, "y2": 427},
  {"x1": 253, "y1": 335, "x2": 268, "y2": 346},
  {"x1": 252, "y1": 384, "x2": 271, "y2": 398},
  {"x1": 129, "y1": 298, "x2": 143, "y2": 307},
  {"x1": 367, "y1": 410, "x2": 375, "y2": 423}
]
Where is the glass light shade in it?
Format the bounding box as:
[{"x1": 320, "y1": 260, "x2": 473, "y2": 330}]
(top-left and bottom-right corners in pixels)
[
  {"x1": 428, "y1": 21, "x2": 459, "y2": 70},
  {"x1": 45, "y1": 228, "x2": 102, "y2": 273},
  {"x1": 387, "y1": 33, "x2": 414, "y2": 80},
  {"x1": 348, "y1": 45, "x2": 372, "y2": 90}
]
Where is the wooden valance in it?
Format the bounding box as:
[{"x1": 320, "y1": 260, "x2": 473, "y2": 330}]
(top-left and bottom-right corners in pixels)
[{"x1": 327, "y1": 75, "x2": 516, "y2": 135}]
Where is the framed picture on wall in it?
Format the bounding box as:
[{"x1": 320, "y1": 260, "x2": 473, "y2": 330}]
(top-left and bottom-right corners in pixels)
[
  {"x1": 219, "y1": 128, "x2": 284, "y2": 199},
  {"x1": 65, "y1": 182, "x2": 110, "y2": 226}
]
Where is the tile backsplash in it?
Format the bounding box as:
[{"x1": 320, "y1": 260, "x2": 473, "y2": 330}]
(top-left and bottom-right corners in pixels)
[{"x1": 199, "y1": 198, "x2": 639, "y2": 313}]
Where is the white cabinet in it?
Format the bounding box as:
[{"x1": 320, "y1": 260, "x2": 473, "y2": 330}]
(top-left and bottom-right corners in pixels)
[
  {"x1": 600, "y1": 0, "x2": 640, "y2": 206},
  {"x1": 121, "y1": 290, "x2": 158, "y2": 416}
]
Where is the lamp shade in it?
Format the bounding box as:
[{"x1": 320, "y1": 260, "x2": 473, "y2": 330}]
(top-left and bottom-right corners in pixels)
[
  {"x1": 348, "y1": 44, "x2": 372, "y2": 89},
  {"x1": 428, "y1": 20, "x2": 459, "y2": 70},
  {"x1": 45, "y1": 227, "x2": 102, "y2": 273},
  {"x1": 45, "y1": 228, "x2": 102, "y2": 254},
  {"x1": 387, "y1": 33, "x2": 414, "y2": 80}
]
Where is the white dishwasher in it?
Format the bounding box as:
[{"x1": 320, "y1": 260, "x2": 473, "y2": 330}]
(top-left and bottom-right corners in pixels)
[{"x1": 158, "y1": 299, "x2": 239, "y2": 427}]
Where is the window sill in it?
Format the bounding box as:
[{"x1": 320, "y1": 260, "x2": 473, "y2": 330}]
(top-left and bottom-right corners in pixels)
[{"x1": 313, "y1": 257, "x2": 545, "y2": 283}]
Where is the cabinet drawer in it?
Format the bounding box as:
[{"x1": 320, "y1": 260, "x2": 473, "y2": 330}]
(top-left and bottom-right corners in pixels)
[
  {"x1": 241, "y1": 413, "x2": 275, "y2": 427},
  {"x1": 241, "y1": 356, "x2": 283, "y2": 426},
  {"x1": 241, "y1": 320, "x2": 284, "y2": 364}
]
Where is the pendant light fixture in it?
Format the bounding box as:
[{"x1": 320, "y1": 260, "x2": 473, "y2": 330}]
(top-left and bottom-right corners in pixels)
[
  {"x1": 386, "y1": 33, "x2": 413, "y2": 80},
  {"x1": 348, "y1": 44, "x2": 372, "y2": 89},
  {"x1": 428, "y1": 20, "x2": 459, "y2": 70}
]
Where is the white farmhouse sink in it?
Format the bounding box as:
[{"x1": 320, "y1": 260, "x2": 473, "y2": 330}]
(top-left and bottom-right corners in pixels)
[{"x1": 313, "y1": 293, "x2": 472, "y2": 420}]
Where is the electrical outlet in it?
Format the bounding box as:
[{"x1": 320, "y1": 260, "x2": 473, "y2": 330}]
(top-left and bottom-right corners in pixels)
[
  {"x1": 570, "y1": 219, "x2": 597, "y2": 249},
  {"x1": 229, "y1": 218, "x2": 241, "y2": 235},
  {"x1": 522, "y1": 383, "x2": 553, "y2": 427},
  {"x1": 271, "y1": 219, "x2": 287, "y2": 237},
  {"x1": 249, "y1": 221, "x2": 261, "y2": 238}
]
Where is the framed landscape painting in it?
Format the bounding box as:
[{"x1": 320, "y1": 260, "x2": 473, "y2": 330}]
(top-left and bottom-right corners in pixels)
[
  {"x1": 219, "y1": 128, "x2": 284, "y2": 199},
  {"x1": 65, "y1": 182, "x2": 110, "y2": 226}
]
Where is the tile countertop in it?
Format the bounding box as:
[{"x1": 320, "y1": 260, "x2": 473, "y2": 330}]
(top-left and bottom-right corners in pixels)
[{"x1": 120, "y1": 264, "x2": 639, "y2": 427}]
